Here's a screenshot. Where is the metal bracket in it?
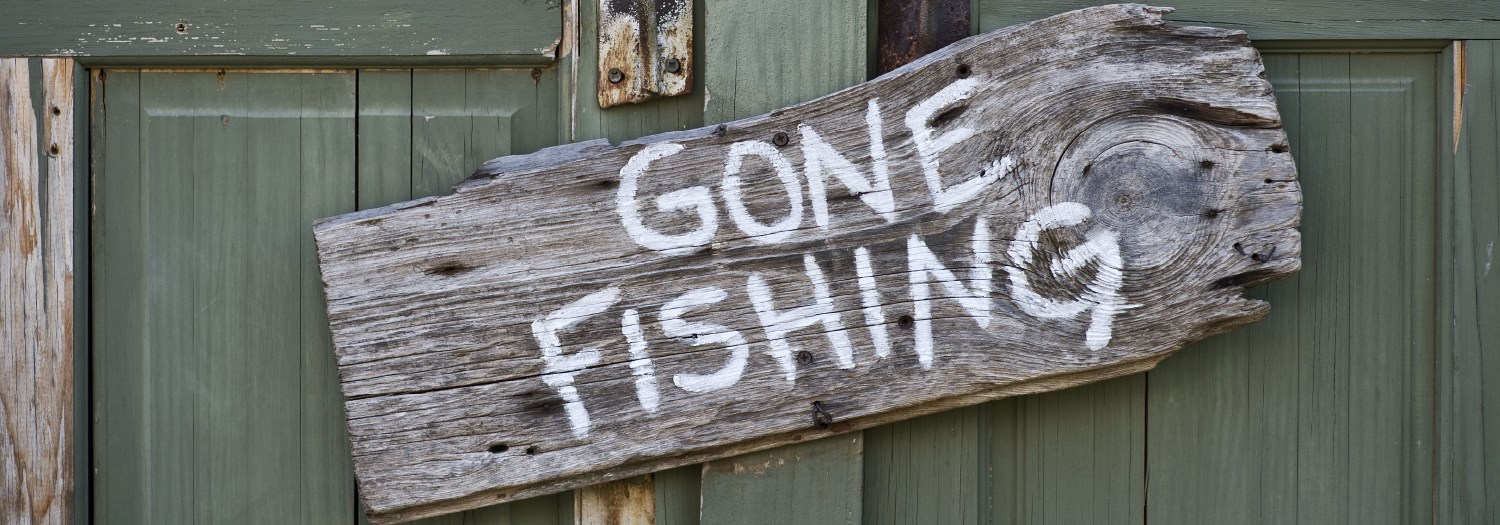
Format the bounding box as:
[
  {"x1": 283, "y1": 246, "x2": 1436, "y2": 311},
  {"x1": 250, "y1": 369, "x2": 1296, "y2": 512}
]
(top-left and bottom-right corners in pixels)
[{"x1": 598, "y1": 0, "x2": 692, "y2": 108}]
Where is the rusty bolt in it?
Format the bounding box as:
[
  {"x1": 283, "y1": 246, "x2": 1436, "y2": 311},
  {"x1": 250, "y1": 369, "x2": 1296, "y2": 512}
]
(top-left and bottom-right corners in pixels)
[
  {"x1": 771, "y1": 131, "x2": 790, "y2": 147},
  {"x1": 796, "y1": 350, "x2": 813, "y2": 365},
  {"x1": 664, "y1": 58, "x2": 682, "y2": 73},
  {"x1": 175, "y1": 23, "x2": 188, "y2": 34},
  {"x1": 812, "y1": 401, "x2": 834, "y2": 429},
  {"x1": 607, "y1": 68, "x2": 624, "y2": 84}
]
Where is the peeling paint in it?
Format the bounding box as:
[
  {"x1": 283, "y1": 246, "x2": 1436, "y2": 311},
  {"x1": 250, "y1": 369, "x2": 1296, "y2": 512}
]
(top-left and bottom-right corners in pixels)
[
  {"x1": 1485, "y1": 240, "x2": 1493, "y2": 277},
  {"x1": 541, "y1": 36, "x2": 561, "y2": 59},
  {"x1": 1454, "y1": 40, "x2": 1466, "y2": 152}
]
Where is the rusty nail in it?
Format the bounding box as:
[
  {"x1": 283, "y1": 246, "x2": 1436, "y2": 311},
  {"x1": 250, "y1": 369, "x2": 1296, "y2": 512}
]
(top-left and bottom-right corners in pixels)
[
  {"x1": 772, "y1": 131, "x2": 790, "y2": 147},
  {"x1": 607, "y1": 68, "x2": 624, "y2": 84},
  {"x1": 956, "y1": 63, "x2": 972, "y2": 78},
  {"x1": 1251, "y1": 246, "x2": 1278, "y2": 263},
  {"x1": 812, "y1": 401, "x2": 834, "y2": 429},
  {"x1": 796, "y1": 350, "x2": 813, "y2": 365},
  {"x1": 175, "y1": 23, "x2": 188, "y2": 34},
  {"x1": 1232, "y1": 242, "x2": 1245, "y2": 255},
  {"x1": 665, "y1": 58, "x2": 682, "y2": 73}
]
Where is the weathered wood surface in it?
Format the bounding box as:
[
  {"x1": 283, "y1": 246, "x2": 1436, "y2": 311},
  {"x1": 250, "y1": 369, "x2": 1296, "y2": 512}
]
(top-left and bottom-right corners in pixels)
[
  {"x1": 1, "y1": 58, "x2": 75, "y2": 525},
  {"x1": 313, "y1": 5, "x2": 1301, "y2": 522}
]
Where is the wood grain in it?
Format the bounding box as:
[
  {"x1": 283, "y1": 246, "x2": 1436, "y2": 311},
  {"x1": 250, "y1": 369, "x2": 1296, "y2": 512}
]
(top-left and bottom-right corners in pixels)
[
  {"x1": 1, "y1": 57, "x2": 74, "y2": 525},
  {"x1": 89, "y1": 70, "x2": 358, "y2": 524},
  {"x1": 313, "y1": 5, "x2": 1302, "y2": 522},
  {"x1": 1441, "y1": 40, "x2": 1500, "y2": 525}
]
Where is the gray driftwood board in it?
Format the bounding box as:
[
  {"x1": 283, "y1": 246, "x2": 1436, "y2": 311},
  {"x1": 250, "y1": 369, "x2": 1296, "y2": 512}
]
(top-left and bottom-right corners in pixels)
[{"x1": 312, "y1": 4, "x2": 1301, "y2": 523}]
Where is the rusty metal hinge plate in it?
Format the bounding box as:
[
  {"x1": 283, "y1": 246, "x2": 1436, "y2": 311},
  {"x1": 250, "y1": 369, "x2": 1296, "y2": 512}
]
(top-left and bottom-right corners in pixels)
[{"x1": 598, "y1": 0, "x2": 692, "y2": 108}]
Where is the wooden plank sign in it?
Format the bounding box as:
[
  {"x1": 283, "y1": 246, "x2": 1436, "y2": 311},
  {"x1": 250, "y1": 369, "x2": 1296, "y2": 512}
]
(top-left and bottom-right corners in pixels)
[{"x1": 314, "y1": 4, "x2": 1301, "y2": 522}]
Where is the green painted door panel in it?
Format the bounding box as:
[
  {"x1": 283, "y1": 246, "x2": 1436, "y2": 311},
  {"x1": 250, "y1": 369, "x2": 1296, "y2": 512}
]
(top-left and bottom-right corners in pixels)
[
  {"x1": 858, "y1": 47, "x2": 1446, "y2": 525},
  {"x1": 1145, "y1": 50, "x2": 1439, "y2": 525},
  {"x1": 92, "y1": 70, "x2": 359, "y2": 524},
  {"x1": 91, "y1": 67, "x2": 573, "y2": 524},
  {"x1": 1443, "y1": 40, "x2": 1500, "y2": 525}
]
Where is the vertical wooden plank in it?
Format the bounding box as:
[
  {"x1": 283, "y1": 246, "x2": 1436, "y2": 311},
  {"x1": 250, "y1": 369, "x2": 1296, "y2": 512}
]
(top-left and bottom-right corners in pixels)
[
  {"x1": 69, "y1": 59, "x2": 89, "y2": 525},
  {"x1": 412, "y1": 70, "x2": 473, "y2": 198},
  {"x1": 1291, "y1": 53, "x2": 1355, "y2": 525},
  {"x1": 653, "y1": 466, "x2": 703, "y2": 525},
  {"x1": 298, "y1": 71, "x2": 360, "y2": 524},
  {"x1": 700, "y1": 435, "x2": 864, "y2": 524},
  {"x1": 91, "y1": 68, "x2": 144, "y2": 523},
  {"x1": 358, "y1": 69, "x2": 414, "y2": 209},
  {"x1": 1001, "y1": 375, "x2": 1145, "y2": 525},
  {"x1": 40, "y1": 59, "x2": 76, "y2": 525},
  {"x1": 1348, "y1": 52, "x2": 1436, "y2": 525},
  {"x1": 695, "y1": 0, "x2": 867, "y2": 521},
  {"x1": 1, "y1": 56, "x2": 74, "y2": 525},
  {"x1": 703, "y1": 0, "x2": 867, "y2": 124},
  {"x1": 1445, "y1": 40, "x2": 1500, "y2": 524},
  {"x1": 191, "y1": 69, "x2": 253, "y2": 523},
  {"x1": 862, "y1": 407, "x2": 983, "y2": 525}
]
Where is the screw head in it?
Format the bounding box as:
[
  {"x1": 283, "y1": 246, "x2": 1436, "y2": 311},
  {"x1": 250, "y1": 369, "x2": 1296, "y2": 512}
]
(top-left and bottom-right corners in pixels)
[
  {"x1": 175, "y1": 23, "x2": 188, "y2": 34},
  {"x1": 796, "y1": 350, "x2": 813, "y2": 365},
  {"x1": 607, "y1": 68, "x2": 625, "y2": 84},
  {"x1": 664, "y1": 58, "x2": 682, "y2": 73},
  {"x1": 955, "y1": 63, "x2": 972, "y2": 78},
  {"x1": 771, "y1": 131, "x2": 790, "y2": 147}
]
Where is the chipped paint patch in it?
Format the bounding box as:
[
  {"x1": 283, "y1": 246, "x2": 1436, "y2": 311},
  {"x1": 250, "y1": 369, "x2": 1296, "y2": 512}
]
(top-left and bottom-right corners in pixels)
[{"x1": 1486, "y1": 240, "x2": 1493, "y2": 277}]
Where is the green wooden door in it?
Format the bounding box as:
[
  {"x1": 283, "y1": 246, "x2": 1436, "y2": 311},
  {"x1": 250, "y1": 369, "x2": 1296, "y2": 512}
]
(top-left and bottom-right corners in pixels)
[
  {"x1": 92, "y1": 70, "x2": 360, "y2": 523},
  {"x1": 90, "y1": 67, "x2": 575, "y2": 524},
  {"x1": 87, "y1": 3, "x2": 1499, "y2": 524}
]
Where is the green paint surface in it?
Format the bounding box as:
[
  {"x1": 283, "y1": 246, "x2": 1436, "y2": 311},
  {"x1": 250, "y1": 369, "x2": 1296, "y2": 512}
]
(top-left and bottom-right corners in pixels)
[
  {"x1": 92, "y1": 70, "x2": 359, "y2": 524},
  {"x1": 1, "y1": 0, "x2": 560, "y2": 62},
  {"x1": 976, "y1": 0, "x2": 1500, "y2": 40}
]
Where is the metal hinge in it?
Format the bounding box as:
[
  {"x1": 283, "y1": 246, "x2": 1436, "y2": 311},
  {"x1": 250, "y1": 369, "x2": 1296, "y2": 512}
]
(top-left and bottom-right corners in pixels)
[{"x1": 597, "y1": 0, "x2": 692, "y2": 108}]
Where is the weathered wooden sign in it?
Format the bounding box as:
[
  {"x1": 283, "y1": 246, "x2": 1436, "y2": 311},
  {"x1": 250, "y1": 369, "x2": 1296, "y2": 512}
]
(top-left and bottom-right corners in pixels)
[{"x1": 314, "y1": 4, "x2": 1301, "y2": 523}]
